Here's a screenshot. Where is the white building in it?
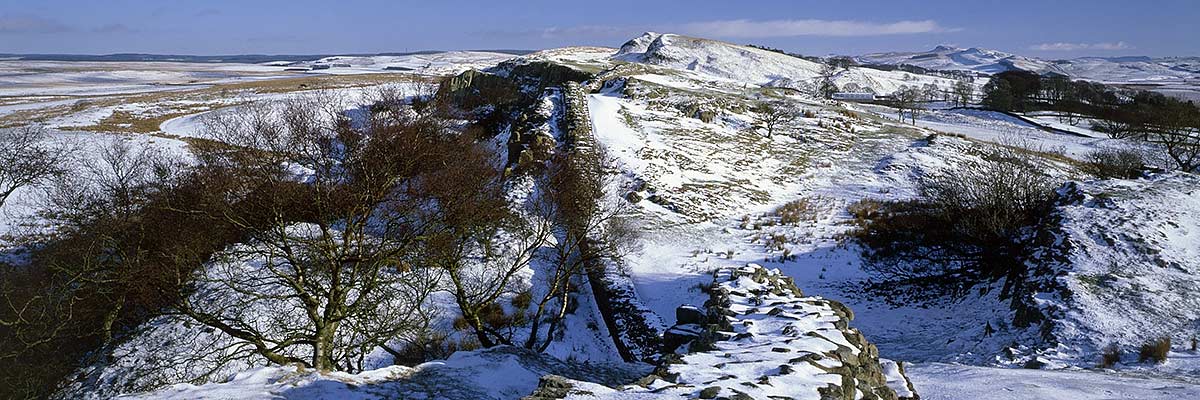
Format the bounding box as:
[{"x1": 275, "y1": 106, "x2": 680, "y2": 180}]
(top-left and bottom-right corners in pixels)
[{"x1": 831, "y1": 92, "x2": 876, "y2": 102}]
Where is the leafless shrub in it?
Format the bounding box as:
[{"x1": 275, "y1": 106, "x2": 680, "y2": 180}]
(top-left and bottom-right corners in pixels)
[
  {"x1": 1082, "y1": 147, "x2": 1146, "y2": 179},
  {"x1": 847, "y1": 198, "x2": 885, "y2": 226},
  {"x1": 921, "y1": 151, "x2": 1057, "y2": 244},
  {"x1": 854, "y1": 147, "x2": 1058, "y2": 280}
]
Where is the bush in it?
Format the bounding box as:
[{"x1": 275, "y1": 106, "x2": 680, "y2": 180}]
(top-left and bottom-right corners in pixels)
[
  {"x1": 1139, "y1": 337, "x2": 1171, "y2": 364},
  {"x1": 922, "y1": 153, "x2": 1057, "y2": 242},
  {"x1": 853, "y1": 149, "x2": 1058, "y2": 280},
  {"x1": 1083, "y1": 148, "x2": 1145, "y2": 179},
  {"x1": 1100, "y1": 343, "x2": 1122, "y2": 368}
]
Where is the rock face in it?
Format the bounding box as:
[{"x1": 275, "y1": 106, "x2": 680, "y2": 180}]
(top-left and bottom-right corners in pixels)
[{"x1": 537, "y1": 264, "x2": 917, "y2": 400}]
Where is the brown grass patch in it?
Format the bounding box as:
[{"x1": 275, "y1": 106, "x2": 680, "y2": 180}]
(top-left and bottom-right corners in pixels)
[
  {"x1": 1139, "y1": 337, "x2": 1171, "y2": 364},
  {"x1": 1100, "y1": 343, "x2": 1122, "y2": 368}
]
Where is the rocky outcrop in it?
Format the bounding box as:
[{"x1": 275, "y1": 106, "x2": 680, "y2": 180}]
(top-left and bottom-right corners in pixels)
[
  {"x1": 495, "y1": 60, "x2": 596, "y2": 93},
  {"x1": 560, "y1": 81, "x2": 665, "y2": 363},
  {"x1": 437, "y1": 68, "x2": 526, "y2": 111}
]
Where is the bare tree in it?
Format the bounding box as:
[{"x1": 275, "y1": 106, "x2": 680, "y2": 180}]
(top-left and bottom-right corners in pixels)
[
  {"x1": 2, "y1": 139, "x2": 178, "y2": 398},
  {"x1": 953, "y1": 80, "x2": 974, "y2": 107},
  {"x1": 1153, "y1": 128, "x2": 1200, "y2": 172},
  {"x1": 520, "y1": 152, "x2": 630, "y2": 351},
  {"x1": 827, "y1": 56, "x2": 857, "y2": 71},
  {"x1": 891, "y1": 85, "x2": 923, "y2": 124},
  {"x1": 751, "y1": 101, "x2": 798, "y2": 138},
  {"x1": 817, "y1": 62, "x2": 840, "y2": 99},
  {"x1": 1092, "y1": 118, "x2": 1136, "y2": 139},
  {"x1": 0, "y1": 125, "x2": 70, "y2": 207},
  {"x1": 1153, "y1": 103, "x2": 1200, "y2": 172},
  {"x1": 174, "y1": 95, "x2": 463, "y2": 372},
  {"x1": 429, "y1": 160, "x2": 550, "y2": 349},
  {"x1": 366, "y1": 79, "x2": 442, "y2": 124},
  {"x1": 921, "y1": 83, "x2": 941, "y2": 103}
]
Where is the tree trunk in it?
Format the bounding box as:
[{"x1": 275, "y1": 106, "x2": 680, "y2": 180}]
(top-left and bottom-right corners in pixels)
[{"x1": 313, "y1": 322, "x2": 338, "y2": 371}]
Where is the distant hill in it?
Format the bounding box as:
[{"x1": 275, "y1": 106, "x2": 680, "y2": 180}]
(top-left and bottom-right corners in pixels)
[
  {"x1": 856, "y1": 46, "x2": 1200, "y2": 83},
  {"x1": 857, "y1": 45, "x2": 1057, "y2": 75},
  {"x1": 0, "y1": 50, "x2": 532, "y2": 64}
]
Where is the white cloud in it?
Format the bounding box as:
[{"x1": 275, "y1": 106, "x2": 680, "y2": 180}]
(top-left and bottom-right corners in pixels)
[
  {"x1": 533, "y1": 25, "x2": 638, "y2": 39},
  {"x1": 678, "y1": 19, "x2": 957, "y2": 38},
  {"x1": 1030, "y1": 41, "x2": 1132, "y2": 51},
  {"x1": 0, "y1": 14, "x2": 70, "y2": 34},
  {"x1": 484, "y1": 19, "x2": 956, "y2": 41},
  {"x1": 476, "y1": 25, "x2": 642, "y2": 40}
]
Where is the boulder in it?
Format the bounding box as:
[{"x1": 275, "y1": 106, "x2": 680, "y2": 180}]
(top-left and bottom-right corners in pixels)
[
  {"x1": 663, "y1": 324, "x2": 702, "y2": 352},
  {"x1": 676, "y1": 305, "x2": 707, "y2": 325}
]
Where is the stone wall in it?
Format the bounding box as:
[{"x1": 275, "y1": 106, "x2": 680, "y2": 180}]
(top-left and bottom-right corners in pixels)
[{"x1": 527, "y1": 264, "x2": 918, "y2": 400}]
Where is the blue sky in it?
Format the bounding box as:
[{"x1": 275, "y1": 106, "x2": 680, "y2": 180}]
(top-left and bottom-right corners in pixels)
[{"x1": 1, "y1": 0, "x2": 1196, "y2": 57}]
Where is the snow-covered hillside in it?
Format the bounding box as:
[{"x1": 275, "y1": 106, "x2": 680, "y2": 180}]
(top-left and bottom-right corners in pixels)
[
  {"x1": 1051, "y1": 57, "x2": 1200, "y2": 83},
  {"x1": 614, "y1": 32, "x2": 825, "y2": 85},
  {"x1": 615, "y1": 32, "x2": 960, "y2": 95},
  {"x1": 579, "y1": 31, "x2": 1200, "y2": 397},
  {"x1": 6, "y1": 29, "x2": 1200, "y2": 400},
  {"x1": 857, "y1": 45, "x2": 1200, "y2": 84},
  {"x1": 1029, "y1": 173, "x2": 1200, "y2": 365},
  {"x1": 120, "y1": 347, "x2": 646, "y2": 400}
]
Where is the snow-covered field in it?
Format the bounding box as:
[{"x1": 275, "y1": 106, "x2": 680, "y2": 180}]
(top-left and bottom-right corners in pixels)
[
  {"x1": 118, "y1": 347, "x2": 645, "y2": 400},
  {"x1": 0, "y1": 61, "x2": 288, "y2": 96},
  {"x1": 306, "y1": 51, "x2": 516, "y2": 75},
  {"x1": 0, "y1": 51, "x2": 512, "y2": 98},
  {"x1": 908, "y1": 362, "x2": 1200, "y2": 400}
]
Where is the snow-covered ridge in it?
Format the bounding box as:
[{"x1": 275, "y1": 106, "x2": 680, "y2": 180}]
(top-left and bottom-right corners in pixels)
[
  {"x1": 611, "y1": 32, "x2": 959, "y2": 95},
  {"x1": 613, "y1": 32, "x2": 824, "y2": 86}
]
